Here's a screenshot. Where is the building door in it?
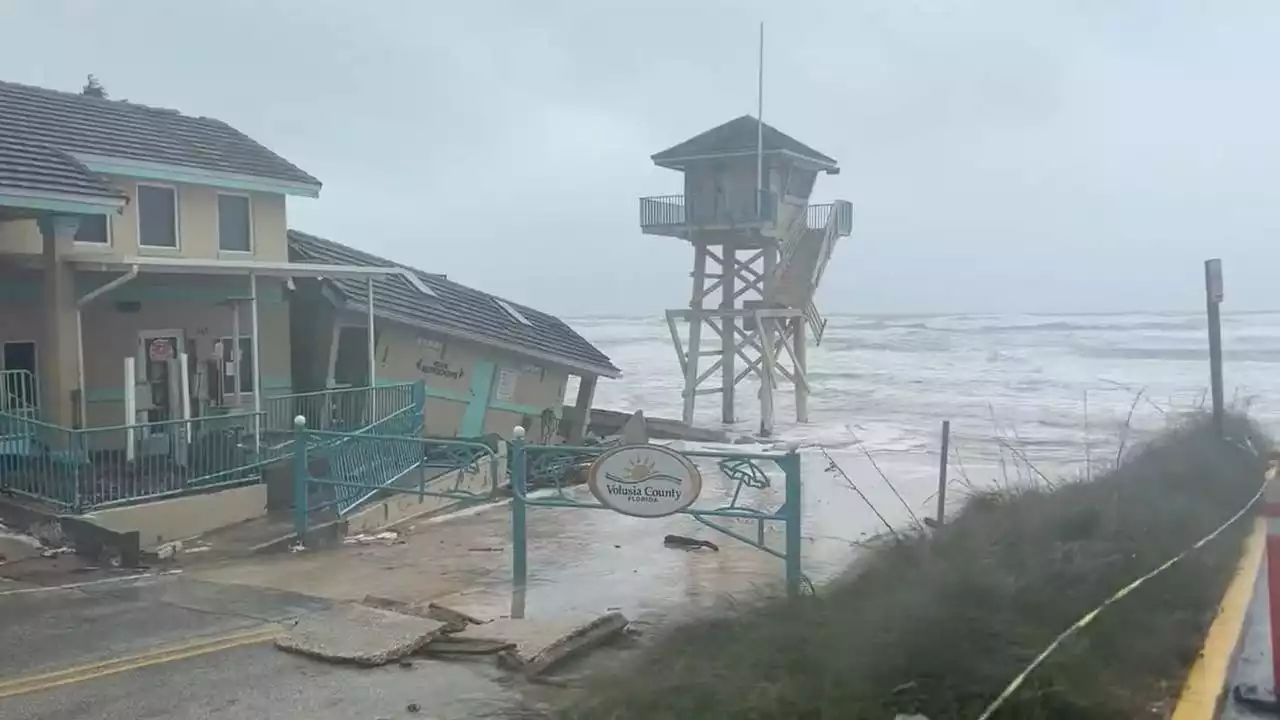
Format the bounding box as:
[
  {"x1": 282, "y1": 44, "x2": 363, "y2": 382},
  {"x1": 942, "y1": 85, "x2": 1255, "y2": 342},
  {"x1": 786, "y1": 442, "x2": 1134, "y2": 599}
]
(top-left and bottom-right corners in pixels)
[
  {"x1": 1, "y1": 341, "x2": 38, "y2": 413},
  {"x1": 136, "y1": 330, "x2": 184, "y2": 435}
]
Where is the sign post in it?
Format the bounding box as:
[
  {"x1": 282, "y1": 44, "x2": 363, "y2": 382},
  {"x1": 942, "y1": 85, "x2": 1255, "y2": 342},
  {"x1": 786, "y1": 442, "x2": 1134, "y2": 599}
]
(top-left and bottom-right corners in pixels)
[{"x1": 1205, "y1": 258, "x2": 1225, "y2": 438}]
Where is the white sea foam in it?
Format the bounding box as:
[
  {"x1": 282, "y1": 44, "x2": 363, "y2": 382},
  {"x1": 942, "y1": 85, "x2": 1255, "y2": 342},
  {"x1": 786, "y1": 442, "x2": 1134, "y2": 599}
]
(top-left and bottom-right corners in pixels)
[{"x1": 566, "y1": 311, "x2": 1280, "y2": 488}]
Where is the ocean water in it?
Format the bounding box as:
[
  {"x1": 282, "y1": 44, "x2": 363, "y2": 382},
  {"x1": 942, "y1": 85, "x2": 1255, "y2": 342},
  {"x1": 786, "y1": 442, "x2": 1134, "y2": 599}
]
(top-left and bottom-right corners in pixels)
[{"x1": 569, "y1": 311, "x2": 1279, "y2": 494}]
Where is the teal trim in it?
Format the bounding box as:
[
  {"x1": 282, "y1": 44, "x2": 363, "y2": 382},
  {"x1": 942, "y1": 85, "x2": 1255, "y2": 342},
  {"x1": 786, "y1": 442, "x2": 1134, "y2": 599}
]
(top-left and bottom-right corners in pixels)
[
  {"x1": 0, "y1": 193, "x2": 121, "y2": 215},
  {"x1": 491, "y1": 399, "x2": 559, "y2": 417},
  {"x1": 422, "y1": 386, "x2": 469, "y2": 404},
  {"x1": 74, "y1": 155, "x2": 320, "y2": 198},
  {"x1": 1, "y1": 278, "x2": 287, "y2": 304},
  {"x1": 383, "y1": 380, "x2": 553, "y2": 418},
  {"x1": 459, "y1": 361, "x2": 495, "y2": 436},
  {"x1": 85, "y1": 377, "x2": 292, "y2": 403}
]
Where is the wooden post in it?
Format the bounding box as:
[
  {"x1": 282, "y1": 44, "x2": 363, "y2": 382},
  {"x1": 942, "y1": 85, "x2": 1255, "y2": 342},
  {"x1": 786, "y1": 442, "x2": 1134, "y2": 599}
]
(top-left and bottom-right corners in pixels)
[
  {"x1": 793, "y1": 316, "x2": 808, "y2": 423},
  {"x1": 721, "y1": 244, "x2": 736, "y2": 424},
  {"x1": 1205, "y1": 259, "x2": 1225, "y2": 437},
  {"x1": 683, "y1": 244, "x2": 706, "y2": 426},
  {"x1": 569, "y1": 375, "x2": 597, "y2": 444},
  {"x1": 936, "y1": 420, "x2": 950, "y2": 525}
]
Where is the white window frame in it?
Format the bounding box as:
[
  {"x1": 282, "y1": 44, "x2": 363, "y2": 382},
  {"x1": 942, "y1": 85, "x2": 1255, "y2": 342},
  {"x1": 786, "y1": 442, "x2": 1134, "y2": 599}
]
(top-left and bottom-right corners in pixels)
[
  {"x1": 135, "y1": 182, "x2": 181, "y2": 250},
  {"x1": 72, "y1": 213, "x2": 113, "y2": 247},
  {"x1": 216, "y1": 335, "x2": 256, "y2": 396},
  {"x1": 493, "y1": 298, "x2": 533, "y2": 327},
  {"x1": 216, "y1": 191, "x2": 254, "y2": 254}
]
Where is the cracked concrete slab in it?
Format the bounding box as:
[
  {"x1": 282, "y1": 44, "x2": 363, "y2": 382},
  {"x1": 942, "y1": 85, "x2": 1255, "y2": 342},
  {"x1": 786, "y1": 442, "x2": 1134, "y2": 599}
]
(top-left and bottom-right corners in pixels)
[
  {"x1": 276, "y1": 603, "x2": 446, "y2": 666},
  {"x1": 455, "y1": 611, "x2": 629, "y2": 676}
]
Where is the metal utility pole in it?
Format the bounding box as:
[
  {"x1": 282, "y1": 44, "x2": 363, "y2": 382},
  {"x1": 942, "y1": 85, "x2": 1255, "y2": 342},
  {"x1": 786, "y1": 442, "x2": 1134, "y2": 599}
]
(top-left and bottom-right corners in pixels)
[{"x1": 1204, "y1": 258, "x2": 1224, "y2": 437}]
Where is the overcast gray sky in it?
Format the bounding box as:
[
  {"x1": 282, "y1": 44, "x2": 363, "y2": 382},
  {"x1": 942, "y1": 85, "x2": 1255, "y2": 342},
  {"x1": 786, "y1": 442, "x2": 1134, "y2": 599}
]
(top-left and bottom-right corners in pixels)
[{"x1": 3, "y1": 1, "x2": 1278, "y2": 316}]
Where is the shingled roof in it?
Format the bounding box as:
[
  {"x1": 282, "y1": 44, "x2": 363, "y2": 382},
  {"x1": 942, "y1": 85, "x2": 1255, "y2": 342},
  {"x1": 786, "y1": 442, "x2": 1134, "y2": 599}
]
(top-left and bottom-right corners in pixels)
[
  {"x1": 288, "y1": 231, "x2": 620, "y2": 379},
  {"x1": 0, "y1": 79, "x2": 319, "y2": 190},
  {"x1": 0, "y1": 136, "x2": 125, "y2": 207},
  {"x1": 651, "y1": 115, "x2": 838, "y2": 171}
]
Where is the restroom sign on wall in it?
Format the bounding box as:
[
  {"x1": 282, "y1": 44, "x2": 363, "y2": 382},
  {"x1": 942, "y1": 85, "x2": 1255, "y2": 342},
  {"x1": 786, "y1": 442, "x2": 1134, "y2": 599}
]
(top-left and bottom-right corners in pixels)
[{"x1": 148, "y1": 339, "x2": 175, "y2": 362}]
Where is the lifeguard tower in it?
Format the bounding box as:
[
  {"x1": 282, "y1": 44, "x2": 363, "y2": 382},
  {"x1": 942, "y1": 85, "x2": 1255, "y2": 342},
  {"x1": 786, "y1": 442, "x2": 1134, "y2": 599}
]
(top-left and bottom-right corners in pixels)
[{"x1": 638, "y1": 115, "x2": 852, "y2": 435}]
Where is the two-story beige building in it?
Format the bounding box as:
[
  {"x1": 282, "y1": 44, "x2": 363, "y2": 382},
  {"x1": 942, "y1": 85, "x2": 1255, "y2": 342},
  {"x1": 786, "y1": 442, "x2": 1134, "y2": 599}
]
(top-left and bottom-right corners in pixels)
[
  {"x1": 0, "y1": 79, "x2": 618, "y2": 450},
  {"x1": 0, "y1": 79, "x2": 398, "y2": 443}
]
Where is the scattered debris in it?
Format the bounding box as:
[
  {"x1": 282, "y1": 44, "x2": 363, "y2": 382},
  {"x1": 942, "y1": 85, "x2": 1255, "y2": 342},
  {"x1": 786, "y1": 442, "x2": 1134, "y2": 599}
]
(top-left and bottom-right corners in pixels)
[
  {"x1": 343, "y1": 531, "x2": 404, "y2": 546},
  {"x1": 156, "y1": 541, "x2": 183, "y2": 560},
  {"x1": 455, "y1": 611, "x2": 630, "y2": 678},
  {"x1": 420, "y1": 636, "x2": 516, "y2": 657},
  {"x1": 276, "y1": 603, "x2": 446, "y2": 666},
  {"x1": 663, "y1": 534, "x2": 720, "y2": 552},
  {"x1": 360, "y1": 595, "x2": 485, "y2": 633}
]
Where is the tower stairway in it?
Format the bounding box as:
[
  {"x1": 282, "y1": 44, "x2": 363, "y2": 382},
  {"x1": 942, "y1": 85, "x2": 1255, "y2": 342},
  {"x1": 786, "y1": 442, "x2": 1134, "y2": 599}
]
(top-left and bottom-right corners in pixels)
[{"x1": 768, "y1": 200, "x2": 852, "y2": 344}]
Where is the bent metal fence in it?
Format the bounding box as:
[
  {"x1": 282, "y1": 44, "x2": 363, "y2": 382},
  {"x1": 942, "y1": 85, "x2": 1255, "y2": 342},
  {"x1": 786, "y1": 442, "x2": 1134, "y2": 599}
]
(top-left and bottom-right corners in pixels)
[
  {"x1": 508, "y1": 427, "x2": 806, "y2": 601},
  {"x1": 0, "y1": 410, "x2": 265, "y2": 512},
  {"x1": 289, "y1": 415, "x2": 500, "y2": 529}
]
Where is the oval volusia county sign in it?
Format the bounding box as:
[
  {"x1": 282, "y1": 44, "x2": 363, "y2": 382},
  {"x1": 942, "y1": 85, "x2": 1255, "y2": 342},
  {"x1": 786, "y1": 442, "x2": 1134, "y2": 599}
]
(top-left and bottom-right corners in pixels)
[{"x1": 586, "y1": 444, "x2": 702, "y2": 518}]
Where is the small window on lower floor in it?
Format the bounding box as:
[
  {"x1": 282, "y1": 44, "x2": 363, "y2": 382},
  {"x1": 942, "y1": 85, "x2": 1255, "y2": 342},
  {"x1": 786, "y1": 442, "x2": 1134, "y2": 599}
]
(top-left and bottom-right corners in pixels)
[
  {"x1": 74, "y1": 214, "x2": 110, "y2": 244},
  {"x1": 218, "y1": 337, "x2": 255, "y2": 393}
]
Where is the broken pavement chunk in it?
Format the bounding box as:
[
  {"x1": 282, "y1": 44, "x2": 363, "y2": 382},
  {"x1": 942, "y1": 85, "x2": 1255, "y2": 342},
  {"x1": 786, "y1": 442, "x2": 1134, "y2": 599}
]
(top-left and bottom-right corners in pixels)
[
  {"x1": 276, "y1": 603, "x2": 446, "y2": 666},
  {"x1": 456, "y1": 611, "x2": 630, "y2": 677}
]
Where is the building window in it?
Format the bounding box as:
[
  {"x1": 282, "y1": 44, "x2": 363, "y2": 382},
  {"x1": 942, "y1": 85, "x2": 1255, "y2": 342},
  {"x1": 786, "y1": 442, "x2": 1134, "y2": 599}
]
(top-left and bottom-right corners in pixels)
[
  {"x1": 217, "y1": 193, "x2": 252, "y2": 252},
  {"x1": 74, "y1": 215, "x2": 110, "y2": 245},
  {"x1": 493, "y1": 298, "x2": 533, "y2": 326},
  {"x1": 218, "y1": 337, "x2": 255, "y2": 393},
  {"x1": 137, "y1": 184, "x2": 178, "y2": 248}
]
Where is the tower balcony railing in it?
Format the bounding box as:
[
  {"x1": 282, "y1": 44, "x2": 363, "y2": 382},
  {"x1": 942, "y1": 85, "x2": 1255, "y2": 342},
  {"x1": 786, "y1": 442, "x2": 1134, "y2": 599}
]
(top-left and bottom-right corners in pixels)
[
  {"x1": 639, "y1": 191, "x2": 779, "y2": 235},
  {"x1": 640, "y1": 193, "x2": 850, "y2": 237},
  {"x1": 638, "y1": 194, "x2": 686, "y2": 228},
  {"x1": 806, "y1": 200, "x2": 854, "y2": 236}
]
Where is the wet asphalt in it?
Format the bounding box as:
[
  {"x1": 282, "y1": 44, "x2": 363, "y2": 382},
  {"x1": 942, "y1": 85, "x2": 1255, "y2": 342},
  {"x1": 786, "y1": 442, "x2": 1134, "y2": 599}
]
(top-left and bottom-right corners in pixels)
[
  {"x1": 0, "y1": 445, "x2": 957, "y2": 719},
  {"x1": 0, "y1": 572, "x2": 526, "y2": 720}
]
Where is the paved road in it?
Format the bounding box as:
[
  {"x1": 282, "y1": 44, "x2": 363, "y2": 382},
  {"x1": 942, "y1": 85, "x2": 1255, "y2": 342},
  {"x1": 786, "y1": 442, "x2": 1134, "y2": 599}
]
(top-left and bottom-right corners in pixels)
[
  {"x1": 0, "y1": 571, "x2": 527, "y2": 719},
  {"x1": 1223, "y1": 560, "x2": 1277, "y2": 720}
]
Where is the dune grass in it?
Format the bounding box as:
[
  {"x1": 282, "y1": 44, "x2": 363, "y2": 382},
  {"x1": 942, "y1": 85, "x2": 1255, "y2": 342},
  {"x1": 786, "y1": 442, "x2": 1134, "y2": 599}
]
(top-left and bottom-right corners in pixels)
[{"x1": 556, "y1": 412, "x2": 1269, "y2": 720}]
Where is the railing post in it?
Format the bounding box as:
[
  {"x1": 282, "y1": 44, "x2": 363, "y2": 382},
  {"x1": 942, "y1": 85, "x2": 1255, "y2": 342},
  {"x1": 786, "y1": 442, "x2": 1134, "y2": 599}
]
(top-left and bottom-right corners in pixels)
[
  {"x1": 510, "y1": 426, "x2": 528, "y2": 600},
  {"x1": 71, "y1": 429, "x2": 83, "y2": 514},
  {"x1": 782, "y1": 444, "x2": 803, "y2": 597},
  {"x1": 292, "y1": 415, "x2": 309, "y2": 542}
]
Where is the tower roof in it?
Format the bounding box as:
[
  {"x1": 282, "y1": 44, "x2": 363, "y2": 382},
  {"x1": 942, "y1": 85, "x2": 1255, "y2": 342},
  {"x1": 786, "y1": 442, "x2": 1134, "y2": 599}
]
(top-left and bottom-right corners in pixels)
[{"x1": 650, "y1": 115, "x2": 838, "y2": 172}]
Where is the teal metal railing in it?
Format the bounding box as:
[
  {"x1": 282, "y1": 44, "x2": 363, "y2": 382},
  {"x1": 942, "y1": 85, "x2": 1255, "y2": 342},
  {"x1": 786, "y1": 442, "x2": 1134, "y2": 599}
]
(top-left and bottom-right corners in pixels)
[
  {"x1": 0, "y1": 382, "x2": 428, "y2": 514},
  {"x1": 0, "y1": 410, "x2": 265, "y2": 512},
  {"x1": 263, "y1": 383, "x2": 420, "y2": 438},
  {"x1": 305, "y1": 397, "x2": 425, "y2": 515}
]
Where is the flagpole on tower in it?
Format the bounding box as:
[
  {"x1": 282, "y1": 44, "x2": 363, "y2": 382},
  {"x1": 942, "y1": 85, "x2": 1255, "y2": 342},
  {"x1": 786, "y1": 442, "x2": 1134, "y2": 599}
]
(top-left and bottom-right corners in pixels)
[{"x1": 756, "y1": 21, "x2": 765, "y2": 208}]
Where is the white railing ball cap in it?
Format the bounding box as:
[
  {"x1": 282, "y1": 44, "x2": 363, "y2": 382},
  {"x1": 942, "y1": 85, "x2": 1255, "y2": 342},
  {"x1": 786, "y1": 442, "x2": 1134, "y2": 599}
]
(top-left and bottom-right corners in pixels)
[
  {"x1": 513, "y1": 426, "x2": 526, "y2": 439},
  {"x1": 294, "y1": 415, "x2": 308, "y2": 428}
]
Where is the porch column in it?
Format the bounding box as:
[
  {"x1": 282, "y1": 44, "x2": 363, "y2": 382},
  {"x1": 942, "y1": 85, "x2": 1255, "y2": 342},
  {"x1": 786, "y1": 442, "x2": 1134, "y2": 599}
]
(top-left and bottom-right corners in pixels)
[
  {"x1": 250, "y1": 274, "x2": 262, "y2": 453},
  {"x1": 38, "y1": 215, "x2": 81, "y2": 428},
  {"x1": 568, "y1": 374, "x2": 597, "y2": 444}
]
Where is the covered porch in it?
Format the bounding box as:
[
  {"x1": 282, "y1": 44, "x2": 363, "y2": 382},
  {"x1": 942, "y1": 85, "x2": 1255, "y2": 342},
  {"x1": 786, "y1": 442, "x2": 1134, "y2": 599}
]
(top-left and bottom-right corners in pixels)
[{"x1": 0, "y1": 247, "x2": 425, "y2": 513}]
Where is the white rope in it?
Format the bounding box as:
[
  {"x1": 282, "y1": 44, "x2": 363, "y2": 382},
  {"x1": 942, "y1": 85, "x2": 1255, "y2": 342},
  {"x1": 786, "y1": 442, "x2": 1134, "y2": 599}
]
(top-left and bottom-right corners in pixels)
[{"x1": 974, "y1": 480, "x2": 1265, "y2": 720}]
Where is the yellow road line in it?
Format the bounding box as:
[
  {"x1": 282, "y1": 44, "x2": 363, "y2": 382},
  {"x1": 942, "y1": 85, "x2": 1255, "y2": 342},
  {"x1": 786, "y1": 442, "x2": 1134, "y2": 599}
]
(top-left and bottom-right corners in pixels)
[
  {"x1": 1171, "y1": 516, "x2": 1266, "y2": 720},
  {"x1": 0, "y1": 625, "x2": 281, "y2": 700}
]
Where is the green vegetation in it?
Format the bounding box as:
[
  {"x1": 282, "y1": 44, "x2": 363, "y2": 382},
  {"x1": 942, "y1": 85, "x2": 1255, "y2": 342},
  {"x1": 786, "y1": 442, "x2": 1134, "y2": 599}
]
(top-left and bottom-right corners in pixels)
[{"x1": 559, "y1": 412, "x2": 1268, "y2": 720}]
